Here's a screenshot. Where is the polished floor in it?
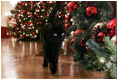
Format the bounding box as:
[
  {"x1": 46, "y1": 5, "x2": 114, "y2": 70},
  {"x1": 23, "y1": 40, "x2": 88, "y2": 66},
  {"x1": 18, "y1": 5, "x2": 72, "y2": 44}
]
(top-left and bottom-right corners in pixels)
[{"x1": 1, "y1": 38, "x2": 106, "y2": 79}]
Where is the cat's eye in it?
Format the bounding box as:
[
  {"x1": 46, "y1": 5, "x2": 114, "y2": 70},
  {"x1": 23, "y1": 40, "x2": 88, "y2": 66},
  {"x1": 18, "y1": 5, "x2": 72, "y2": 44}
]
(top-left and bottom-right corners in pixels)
[
  {"x1": 54, "y1": 33, "x2": 57, "y2": 36},
  {"x1": 61, "y1": 33, "x2": 65, "y2": 36}
]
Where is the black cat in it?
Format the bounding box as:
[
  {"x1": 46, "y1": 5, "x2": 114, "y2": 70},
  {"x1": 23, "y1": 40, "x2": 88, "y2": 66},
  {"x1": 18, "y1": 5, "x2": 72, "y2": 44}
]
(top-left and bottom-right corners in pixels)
[{"x1": 40, "y1": 1, "x2": 66, "y2": 74}]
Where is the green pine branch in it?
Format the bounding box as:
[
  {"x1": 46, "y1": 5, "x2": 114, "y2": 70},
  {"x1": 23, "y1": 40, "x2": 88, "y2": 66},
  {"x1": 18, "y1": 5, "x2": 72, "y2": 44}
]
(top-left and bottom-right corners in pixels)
[
  {"x1": 103, "y1": 36, "x2": 116, "y2": 55},
  {"x1": 86, "y1": 39, "x2": 108, "y2": 58}
]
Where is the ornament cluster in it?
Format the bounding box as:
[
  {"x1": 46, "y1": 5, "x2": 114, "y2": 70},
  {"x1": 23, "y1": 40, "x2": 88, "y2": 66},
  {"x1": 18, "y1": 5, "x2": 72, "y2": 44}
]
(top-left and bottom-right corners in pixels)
[{"x1": 91, "y1": 18, "x2": 116, "y2": 43}]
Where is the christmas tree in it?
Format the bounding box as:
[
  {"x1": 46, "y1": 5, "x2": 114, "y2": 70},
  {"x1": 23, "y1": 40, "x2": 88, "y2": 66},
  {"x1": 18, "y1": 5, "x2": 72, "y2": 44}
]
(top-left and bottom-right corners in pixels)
[
  {"x1": 66, "y1": 1, "x2": 116, "y2": 78},
  {"x1": 7, "y1": 1, "x2": 71, "y2": 40}
]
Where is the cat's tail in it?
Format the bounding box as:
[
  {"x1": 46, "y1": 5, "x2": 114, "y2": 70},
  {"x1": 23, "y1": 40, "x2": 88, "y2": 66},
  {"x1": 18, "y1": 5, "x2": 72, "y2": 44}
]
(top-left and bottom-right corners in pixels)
[
  {"x1": 39, "y1": 28, "x2": 43, "y2": 43},
  {"x1": 47, "y1": 1, "x2": 61, "y2": 23}
]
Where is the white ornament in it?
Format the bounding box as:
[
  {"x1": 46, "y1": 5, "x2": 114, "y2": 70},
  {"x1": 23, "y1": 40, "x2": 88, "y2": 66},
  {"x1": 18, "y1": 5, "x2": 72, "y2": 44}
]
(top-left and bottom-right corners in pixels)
[
  {"x1": 59, "y1": 16, "x2": 61, "y2": 18},
  {"x1": 70, "y1": 19, "x2": 73, "y2": 21},
  {"x1": 34, "y1": 12, "x2": 36, "y2": 14},
  {"x1": 23, "y1": 18, "x2": 25, "y2": 20},
  {"x1": 20, "y1": 24, "x2": 22, "y2": 26},
  {"x1": 42, "y1": 9, "x2": 45, "y2": 12},
  {"x1": 26, "y1": 34, "x2": 29, "y2": 37},
  {"x1": 30, "y1": 34, "x2": 32, "y2": 36},
  {"x1": 7, "y1": 32, "x2": 9, "y2": 35},
  {"x1": 70, "y1": 31, "x2": 75, "y2": 38},
  {"x1": 29, "y1": 27, "x2": 32, "y2": 29},
  {"x1": 36, "y1": 30, "x2": 38, "y2": 33},
  {"x1": 111, "y1": 35, "x2": 116, "y2": 45},
  {"x1": 67, "y1": 13, "x2": 70, "y2": 15},
  {"x1": 35, "y1": 35, "x2": 37, "y2": 37},
  {"x1": 32, "y1": 27, "x2": 34, "y2": 29},
  {"x1": 19, "y1": 19, "x2": 21, "y2": 22},
  {"x1": 37, "y1": 10, "x2": 40, "y2": 12},
  {"x1": 72, "y1": 23, "x2": 75, "y2": 25},
  {"x1": 25, "y1": 3, "x2": 27, "y2": 6}
]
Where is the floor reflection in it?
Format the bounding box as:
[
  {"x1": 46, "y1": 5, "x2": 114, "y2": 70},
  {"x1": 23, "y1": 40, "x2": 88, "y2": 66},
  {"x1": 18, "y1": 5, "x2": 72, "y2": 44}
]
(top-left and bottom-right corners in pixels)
[{"x1": 1, "y1": 38, "x2": 105, "y2": 79}]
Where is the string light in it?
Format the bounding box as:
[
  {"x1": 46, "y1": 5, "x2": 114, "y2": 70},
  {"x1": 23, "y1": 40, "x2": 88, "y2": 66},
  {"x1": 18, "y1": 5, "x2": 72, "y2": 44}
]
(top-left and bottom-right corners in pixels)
[
  {"x1": 36, "y1": 30, "x2": 38, "y2": 33},
  {"x1": 70, "y1": 19, "x2": 73, "y2": 21},
  {"x1": 72, "y1": 23, "x2": 75, "y2": 25},
  {"x1": 37, "y1": 10, "x2": 40, "y2": 12},
  {"x1": 41, "y1": 15, "x2": 43, "y2": 17},
  {"x1": 34, "y1": 12, "x2": 36, "y2": 14},
  {"x1": 59, "y1": 16, "x2": 61, "y2": 18},
  {"x1": 30, "y1": 34, "x2": 32, "y2": 36},
  {"x1": 26, "y1": 34, "x2": 29, "y2": 37},
  {"x1": 23, "y1": 18, "x2": 25, "y2": 20},
  {"x1": 35, "y1": 35, "x2": 37, "y2": 37},
  {"x1": 99, "y1": 57, "x2": 105, "y2": 63},
  {"x1": 25, "y1": 3, "x2": 27, "y2": 6},
  {"x1": 42, "y1": 9, "x2": 45, "y2": 12}
]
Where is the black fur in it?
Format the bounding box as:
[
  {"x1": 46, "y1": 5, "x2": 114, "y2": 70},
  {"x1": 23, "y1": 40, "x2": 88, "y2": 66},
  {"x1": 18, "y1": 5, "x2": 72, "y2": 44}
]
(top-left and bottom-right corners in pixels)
[{"x1": 40, "y1": 1, "x2": 66, "y2": 74}]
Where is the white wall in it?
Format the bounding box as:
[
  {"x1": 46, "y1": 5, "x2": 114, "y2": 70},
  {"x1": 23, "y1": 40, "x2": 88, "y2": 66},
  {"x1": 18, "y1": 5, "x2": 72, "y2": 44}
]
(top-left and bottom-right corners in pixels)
[{"x1": 1, "y1": 1, "x2": 16, "y2": 27}]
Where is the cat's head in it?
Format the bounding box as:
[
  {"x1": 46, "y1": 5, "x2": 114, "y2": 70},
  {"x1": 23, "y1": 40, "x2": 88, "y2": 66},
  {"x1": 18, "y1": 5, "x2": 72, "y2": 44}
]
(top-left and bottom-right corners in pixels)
[{"x1": 49, "y1": 23, "x2": 66, "y2": 38}]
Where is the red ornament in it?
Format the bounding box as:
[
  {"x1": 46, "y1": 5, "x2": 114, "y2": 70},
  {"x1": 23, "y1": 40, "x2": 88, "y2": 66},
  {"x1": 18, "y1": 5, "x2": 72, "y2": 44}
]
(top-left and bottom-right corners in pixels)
[
  {"x1": 18, "y1": 5, "x2": 21, "y2": 8},
  {"x1": 106, "y1": 18, "x2": 116, "y2": 37},
  {"x1": 65, "y1": 15, "x2": 70, "y2": 21},
  {"x1": 47, "y1": 12, "x2": 50, "y2": 17},
  {"x1": 40, "y1": 2, "x2": 42, "y2": 5},
  {"x1": 67, "y1": 1, "x2": 78, "y2": 12},
  {"x1": 39, "y1": 21, "x2": 42, "y2": 24},
  {"x1": 37, "y1": 16, "x2": 40, "y2": 18},
  {"x1": 70, "y1": 29, "x2": 85, "y2": 46},
  {"x1": 32, "y1": 32, "x2": 35, "y2": 35},
  {"x1": 42, "y1": 6, "x2": 46, "y2": 9},
  {"x1": 30, "y1": 1, "x2": 33, "y2": 4},
  {"x1": 22, "y1": 2, "x2": 25, "y2": 6},
  {"x1": 74, "y1": 29, "x2": 84, "y2": 36},
  {"x1": 65, "y1": 23, "x2": 69, "y2": 29},
  {"x1": 64, "y1": 10, "x2": 66, "y2": 13},
  {"x1": 28, "y1": 21, "x2": 31, "y2": 24},
  {"x1": 21, "y1": 35, "x2": 24, "y2": 38},
  {"x1": 47, "y1": 1, "x2": 49, "y2": 4},
  {"x1": 25, "y1": 22, "x2": 27, "y2": 25},
  {"x1": 97, "y1": 32, "x2": 106, "y2": 42},
  {"x1": 65, "y1": 20, "x2": 68, "y2": 23},
  {"x1": 70, "y1": 36, "x2": 85, "y2": 47},
  {"x1": 70, "y1": 37, "x2": 77, "y2": 47},
  {"x1": 61, "y1": 14, "x2": 64, "y2": 17},
  {"x1": 36, "y1": 13, "x2": 39, "y2": 16},
  {"x1": 8, "y1": 16, "x2": 12, "y2": 20},
  {"x1": 86, "y1": 6, "x2": 97, "y2": 17}
]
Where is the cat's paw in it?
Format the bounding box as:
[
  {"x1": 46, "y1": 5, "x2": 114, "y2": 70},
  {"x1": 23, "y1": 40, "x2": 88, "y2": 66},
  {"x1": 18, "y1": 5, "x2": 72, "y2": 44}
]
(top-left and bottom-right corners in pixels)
[
  {"x1": 43, "y1": 64, "x2": 48, "y2": 67},
  {"x1": 50, "y1": 64, "x2": 57, "y2": 74}
]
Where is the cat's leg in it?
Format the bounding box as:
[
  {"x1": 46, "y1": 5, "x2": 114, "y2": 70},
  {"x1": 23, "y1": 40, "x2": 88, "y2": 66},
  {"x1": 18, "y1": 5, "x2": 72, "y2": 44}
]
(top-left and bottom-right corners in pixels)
[
  {"x1": 43, "y1": 56, "x2": 48, "y2": 67},
  {"x1": 56, "y1": 55, "x2": 58, "y2": 64},
  {"x1": 50, "y1": 62, "x2": 57, "y2": 74}
]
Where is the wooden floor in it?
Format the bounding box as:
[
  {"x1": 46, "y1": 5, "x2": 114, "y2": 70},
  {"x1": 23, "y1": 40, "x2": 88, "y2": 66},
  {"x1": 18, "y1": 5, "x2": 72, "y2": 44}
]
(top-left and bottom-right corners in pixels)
[{"x1": 1, "y1": 38, "x2": 106, "y2": 79}]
